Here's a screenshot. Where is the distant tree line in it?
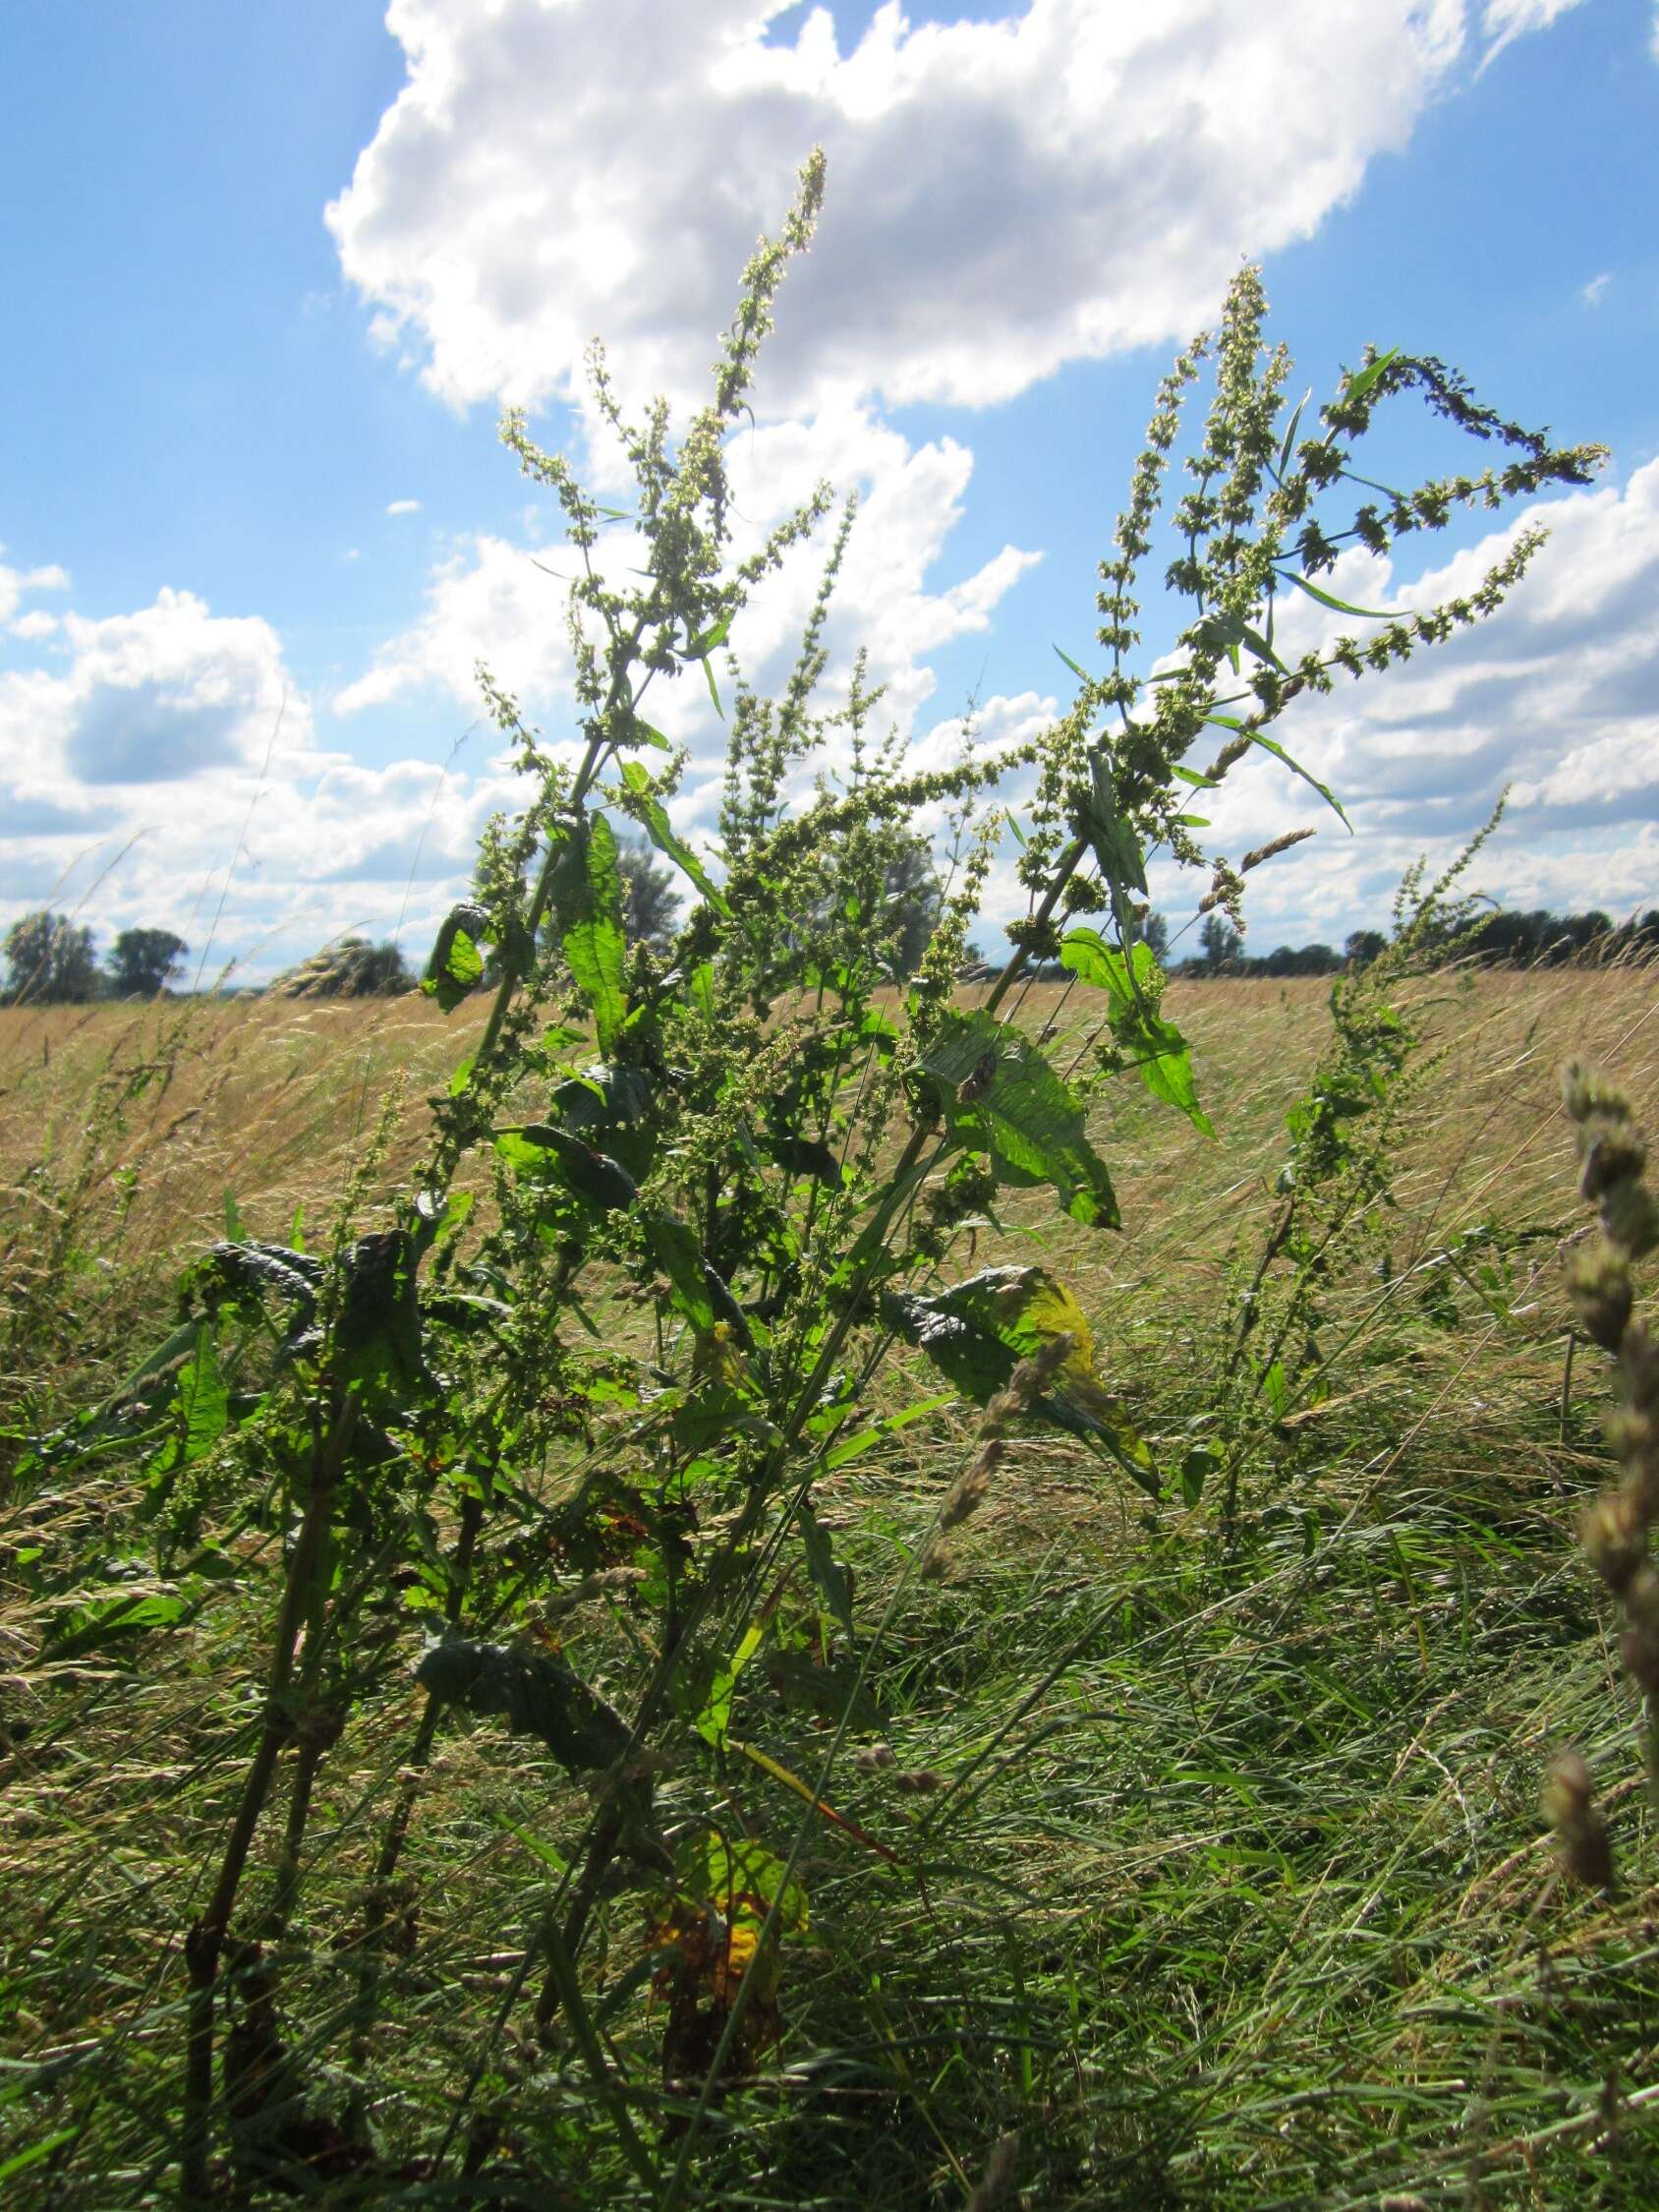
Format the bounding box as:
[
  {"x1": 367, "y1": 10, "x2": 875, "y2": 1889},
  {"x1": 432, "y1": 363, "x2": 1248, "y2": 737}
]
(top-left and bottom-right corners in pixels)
[
  {"x1": 1166, "y1": 903, "x2": 1659, "y2": 978},
  {"x1": 7, "y1": 883, "x2": 1654, "y2": 1008}
]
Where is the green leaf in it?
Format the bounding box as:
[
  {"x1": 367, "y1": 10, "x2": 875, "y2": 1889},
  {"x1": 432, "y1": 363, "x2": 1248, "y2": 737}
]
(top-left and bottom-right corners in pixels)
[
  {"x1": 1344, "y1": 346, "x2": 1401, "y2": 408},
  {"x1": 686, "y1": 611, "x2": 732, "y2": 660},
  {"x1": 796, "y1": 1496, "x2": 854, "y2": 1634},
  {"x1": 41, "y1": 1589, "x2": 191, "y2": 1661},
  {"x1": 696, "y1": 1620, "x2": 764, "y2": 1749},
  {"x1": 686, "y1": 613, "x2": 731, "y2": 723},
  {"x1": 884, "y1": 1266, "x2": 1159, "y2": 1493},
  {"x1": 494, "y1": 1124, "x2": 639, "y2": 1214},
  {"x1": 921, "y1": 1011, "x2": 1120, "y2": 1229},
  {"x1": 549, "y1": 815, "x2": 628, "y2": 1051},
  {"x1": 627, "y1": 718, "x2": 672, "y2": 751},
  {"x1": 1181, "y1": 1442, "x2": 1220, "y2": 1508},
  {"x1": 700, "y1": 1833, "x2": 809, "y2": 1934},
  {"x1": 1277, "y1": 384, "x2": 1311, "y2": 479},
  {"x1": 1238, "y1": 622, "x2": 1289, "y2": 675},
  {"x1": 647, "y1": 1214, "x2": 716, "y2": 1332},
  {"x1": 0, "y1": 2131, "x2": 80, "y2": 2183},
  {"x1": 1053, "y1": 644, "x2": 1097, "y2": 687},
  {"x1": 178, "y1": 1323, "x2": 228, "y2": 1463},
  {"x1": 423, "y1": 902, "x2": 490, "y2": 1012},
  {"x1": 1058, "y1": 932, "x2": 1214, "y2": 1137},
  {"x1": 1275, "y1": 568, "x2": 1394, "y2": 621},
  {"x1": 332, "y1": 1229, "x2": 430, "y2": 1412},
  {"x1": 1247, "y1": 731, "x2": 1352, "y2": 831},
  {"x1": 618, "y1": 761, "x2": 729, "y2": 914},
  {"x1": 415, "y1": 1638, "x2": 631, "y2": 1773}
]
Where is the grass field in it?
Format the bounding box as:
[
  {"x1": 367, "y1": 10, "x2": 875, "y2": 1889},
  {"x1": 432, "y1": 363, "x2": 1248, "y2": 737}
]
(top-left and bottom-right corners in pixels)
[{"x1": 4, "y1": 960, "x2": 1659, "y2": 2208}]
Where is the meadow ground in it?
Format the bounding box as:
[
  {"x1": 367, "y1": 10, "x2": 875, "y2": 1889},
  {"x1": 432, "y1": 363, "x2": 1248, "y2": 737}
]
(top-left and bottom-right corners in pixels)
[{"x1": 2, "y1": 961, "x2": 1658, "y2": 2207}]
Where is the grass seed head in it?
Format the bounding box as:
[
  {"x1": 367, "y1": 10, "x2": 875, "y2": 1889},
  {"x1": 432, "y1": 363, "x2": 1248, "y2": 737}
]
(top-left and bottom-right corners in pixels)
[{"x1": 1543, "y1": 1748, "x2": 1616, "y2": 1892}]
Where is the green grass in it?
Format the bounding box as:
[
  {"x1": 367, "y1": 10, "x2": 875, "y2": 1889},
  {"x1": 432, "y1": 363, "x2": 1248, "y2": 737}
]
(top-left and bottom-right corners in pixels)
[{"x1": 4, "y1": 963, "x2": 1659, "y2": 2208}]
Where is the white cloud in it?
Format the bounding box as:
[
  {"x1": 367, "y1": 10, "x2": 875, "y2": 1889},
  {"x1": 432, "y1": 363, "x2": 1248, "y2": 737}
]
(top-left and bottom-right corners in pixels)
[
  {"x1": 1582, "y1": 271, "x2": 1611, "y2": 308},
  {"x1": 1, "y1": 550, "x2": 69, "y2": 632},
  {"x1": 1478, "y1": 0, "x2": 1592, "y2": 74},
  {"x1": 334, "y1": 532, "x2": 578, "y2": 716},
  {"x1": 326, "y1": 0, "x2": 1552, "y2": 424},
  {"x1": 0, "y1": 572, "x2": 530, "y2": 980},
  {"x1": 386, "y1": 497, "x2": 422, "y2": 515}
]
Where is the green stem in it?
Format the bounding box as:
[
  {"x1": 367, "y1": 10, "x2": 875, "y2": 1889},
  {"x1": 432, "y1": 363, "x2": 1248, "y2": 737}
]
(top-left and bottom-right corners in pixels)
[{"x1": 180, "y1": 1393, "x2": 357, "y2": 2205}]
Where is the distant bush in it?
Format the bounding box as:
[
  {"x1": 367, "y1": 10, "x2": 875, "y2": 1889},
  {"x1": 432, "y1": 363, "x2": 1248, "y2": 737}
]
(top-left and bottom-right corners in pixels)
[{"x1": 269, "y1": 936, "x2": 415, "y2": 998}]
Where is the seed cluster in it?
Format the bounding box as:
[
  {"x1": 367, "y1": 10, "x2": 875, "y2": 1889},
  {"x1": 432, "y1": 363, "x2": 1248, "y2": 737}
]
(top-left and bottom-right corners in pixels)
[{"x1": 1549, "y1": 1061, "x2": 1659, "y2": 1889}]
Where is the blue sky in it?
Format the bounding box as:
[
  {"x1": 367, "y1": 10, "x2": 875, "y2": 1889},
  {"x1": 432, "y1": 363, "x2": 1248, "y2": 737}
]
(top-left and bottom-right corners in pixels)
[{"x1": 2, "y1": 0, "x2": 1656, "y2": 980}]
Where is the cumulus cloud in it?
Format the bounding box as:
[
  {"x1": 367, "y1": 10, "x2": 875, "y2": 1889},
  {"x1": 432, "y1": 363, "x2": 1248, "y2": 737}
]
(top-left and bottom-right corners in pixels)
[
  {"x1": 386, "y1": 497, "x2": 422, "y2": 515},
  {"x1": 334, "y1": 532, "x2": 578, "y2": 716},
  {"x1": 327, "y1": 0, "x2": 1569, "y2": 423},
  {"x1": 0, "y1": 568, "x2": 528, "y2": 981},
  {"x1": 1144, "y1": 457, "x2": 1659, "y2": 948}
]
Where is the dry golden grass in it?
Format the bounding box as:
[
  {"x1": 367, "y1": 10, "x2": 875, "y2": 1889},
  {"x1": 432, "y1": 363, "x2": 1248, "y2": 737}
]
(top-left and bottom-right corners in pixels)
[{"x1": 4, "y1": 960, "x2": 1658, "y2": 2208}]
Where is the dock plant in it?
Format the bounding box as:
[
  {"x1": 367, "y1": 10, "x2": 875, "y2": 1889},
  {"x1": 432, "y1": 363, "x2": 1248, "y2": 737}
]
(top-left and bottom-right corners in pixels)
[{"x1": 8, "y1": 149, "x2": 1610, "y2": 2202}]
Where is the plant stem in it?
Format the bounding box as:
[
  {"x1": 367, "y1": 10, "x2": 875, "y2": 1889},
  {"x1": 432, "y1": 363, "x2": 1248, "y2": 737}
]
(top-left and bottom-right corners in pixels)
[{"x1": 179, "y1": 1391, "x2": 357, "y2": 2204}]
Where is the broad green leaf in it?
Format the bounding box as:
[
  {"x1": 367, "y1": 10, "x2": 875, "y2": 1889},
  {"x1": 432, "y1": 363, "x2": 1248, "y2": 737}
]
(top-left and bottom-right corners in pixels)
[
  {"x1": 628, "y1": 718, "x2": 672, "y2": 751},
  {"x1": 883, "y1": 1265, "x2": 1159, "y2": 1493},
  {"x1": 618, "y1": 761, "x2": 729, "y2": 914},
  {"x1": 494, "y1": 1124, "x2": 639, "y2": 1214},
  {"x1": 1275, "y1": 568, "x2": 1394, "y2": 620},
  {"x1": 549, "y1": 815, "x2": 628, "y2": 1051},
  {"x1": 1058, "y1": 931, "x2": 1214, "y2": 1137},
  {"x1": 1181, "y1": 1442, "x2": 1221, "y2": 1508},
  {"x1": 415, "y1": 1638, "x2": 631, "y2": 1773},
  {"x1": 686, "y1": 611, "x2": 732, "y2": 660},
  {"x1": 700, "y1": 1833, "x2": 809, "y2": 1934},
  {"x1": 423, "y1": 902, "x2": 490, "y2": 1012},
  {"x1": 922, "y1": 1010, "x2": 1119, "y2": 1229}
]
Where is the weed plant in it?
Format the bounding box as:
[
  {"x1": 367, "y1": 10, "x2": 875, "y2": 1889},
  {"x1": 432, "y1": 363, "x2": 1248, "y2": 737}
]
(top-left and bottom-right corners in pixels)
[{"x1": 4, "y1": 153, "x2": 1654, "y2": 2209}]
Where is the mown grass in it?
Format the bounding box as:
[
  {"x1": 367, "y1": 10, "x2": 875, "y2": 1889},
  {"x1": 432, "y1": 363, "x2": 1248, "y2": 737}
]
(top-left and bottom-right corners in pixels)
[{"x1": 3, "y1": 960, "x2": 1658, "y2": 2207}]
